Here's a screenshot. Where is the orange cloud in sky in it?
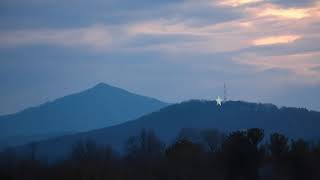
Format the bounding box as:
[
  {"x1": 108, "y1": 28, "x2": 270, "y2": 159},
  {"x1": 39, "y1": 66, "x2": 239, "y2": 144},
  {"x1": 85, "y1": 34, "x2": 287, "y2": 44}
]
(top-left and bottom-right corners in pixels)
[
  {"x1": 258, "y1": 7, "x2": 310, "y2": 19},
  {"x1": 219, "y1": 0, "x2": 263, "y2": 7},
  {"x1": 253, "y1": 35, "x2": 301, "y2": 46}
]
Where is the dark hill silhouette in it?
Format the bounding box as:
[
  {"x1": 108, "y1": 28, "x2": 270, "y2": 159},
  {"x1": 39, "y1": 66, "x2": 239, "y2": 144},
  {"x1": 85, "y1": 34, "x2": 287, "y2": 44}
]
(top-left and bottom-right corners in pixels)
[
  {"x1": 15, "y1": 100, "x2": 320, "y2": 162},
  {"x1": 0, "y1": 83, "x2": 168, "y2": 149}
]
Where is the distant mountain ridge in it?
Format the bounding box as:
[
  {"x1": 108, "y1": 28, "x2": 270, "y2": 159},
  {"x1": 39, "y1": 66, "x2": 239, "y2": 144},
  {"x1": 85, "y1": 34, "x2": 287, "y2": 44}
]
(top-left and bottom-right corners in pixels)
[
  {"x1": 0, "y1": 83, "x2": 168, "y2": 148},
  {"x1": 18, "y1": 100, "x2": 320, "y2": 162}
]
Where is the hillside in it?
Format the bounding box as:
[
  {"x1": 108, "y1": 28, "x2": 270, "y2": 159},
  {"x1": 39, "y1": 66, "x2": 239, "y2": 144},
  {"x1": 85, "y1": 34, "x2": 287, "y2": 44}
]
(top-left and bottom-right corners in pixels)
[
  {"x1": 0, "y1": 83, "x2": 168, "y2": 148},
  {"x1": 18, "y1": 100, "x2": 320, "y2": 162}
]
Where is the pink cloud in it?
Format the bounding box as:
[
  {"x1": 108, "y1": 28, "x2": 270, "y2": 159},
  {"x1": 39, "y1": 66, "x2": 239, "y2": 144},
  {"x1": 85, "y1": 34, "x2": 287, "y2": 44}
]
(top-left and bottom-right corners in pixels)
[{"x1": 253, "y1": 35, "x2": 301, "y2": 46}]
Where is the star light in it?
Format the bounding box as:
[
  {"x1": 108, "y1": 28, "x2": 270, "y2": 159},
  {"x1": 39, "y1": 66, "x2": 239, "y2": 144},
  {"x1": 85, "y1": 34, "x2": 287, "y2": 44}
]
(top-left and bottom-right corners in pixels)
[{"x1": 216, "y1": 96, "x2": 223, "y2": 106}]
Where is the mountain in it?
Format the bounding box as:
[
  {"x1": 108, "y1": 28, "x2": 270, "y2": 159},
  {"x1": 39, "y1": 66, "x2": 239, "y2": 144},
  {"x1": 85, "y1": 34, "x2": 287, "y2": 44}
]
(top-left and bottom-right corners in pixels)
[
  {"x1": 16, "y1": 100, "x2": 320, "y2": 162},
  {"x1": 0, "y1": 83, "x2": 168, "y2": 148}
]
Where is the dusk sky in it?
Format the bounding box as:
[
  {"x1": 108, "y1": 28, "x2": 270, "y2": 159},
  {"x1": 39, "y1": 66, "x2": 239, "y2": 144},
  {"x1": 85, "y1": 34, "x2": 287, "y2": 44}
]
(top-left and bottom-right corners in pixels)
[{"x1": 0, "y1": 0, "x2": 320, "y2": 115}]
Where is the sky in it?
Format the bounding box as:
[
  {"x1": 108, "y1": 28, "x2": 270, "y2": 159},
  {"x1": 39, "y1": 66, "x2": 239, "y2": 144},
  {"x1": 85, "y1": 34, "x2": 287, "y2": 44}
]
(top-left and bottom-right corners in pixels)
[{"x1": 0, "y1": 0, "x2": 320, "y2": 115}]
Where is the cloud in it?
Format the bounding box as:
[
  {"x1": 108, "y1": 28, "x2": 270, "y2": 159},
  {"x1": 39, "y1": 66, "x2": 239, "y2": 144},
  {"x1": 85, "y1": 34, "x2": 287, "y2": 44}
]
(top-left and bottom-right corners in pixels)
[
  {"x1": 0, "y1": 25, "x2": 114, "y2": 50},
  {"x1": 253, "y1": 35, "x2": 301, "y2": 46},
  {"x1": 269, "y1": 0, "x2": 317, "y2": 7},
  {"x1": 232, "y1": 51, "x2": 320, "y2": 83},
  {"x1": 242, "y1": 1, "x2": 320, "y2": 21},
  {"x1": 311, "y1": 66, "x2": 320, "y2": 72},
  {"x1": 258, "y1": 6, "x2": 311, "y2": 19},
  {"x1": 1, "y1": 0, "x2": 319, "y2": 57},
  {"x1": 126, "y1": 18, "x2": 256, "y2": 53},
  {"x1": 238, "y1": 35, "x2": 320, "y2": 57},
  {"x1": 0, "y1": 0, "x2": 183, "y2": 29},
  {"x1": 129, "y1": 20, "x2": 202, "y2": 36},
  {"x1": 218, "y1": 0, "x2": 264, "y2": 7},
  {"x1": 0, "y1": 17, "x2": 255, "y2": 54}
]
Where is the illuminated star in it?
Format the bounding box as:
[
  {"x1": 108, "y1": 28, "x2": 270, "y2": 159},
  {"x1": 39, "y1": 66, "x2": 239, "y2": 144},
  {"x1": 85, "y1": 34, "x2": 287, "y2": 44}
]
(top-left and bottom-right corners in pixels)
[{"x1": 216, "y1": 96, "x2": 222, "y2": 106}]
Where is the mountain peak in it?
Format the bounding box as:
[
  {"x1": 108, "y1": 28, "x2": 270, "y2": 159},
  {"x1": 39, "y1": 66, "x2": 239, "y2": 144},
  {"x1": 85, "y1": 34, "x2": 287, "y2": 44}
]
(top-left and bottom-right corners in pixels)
[
  {"x1": 93, "y1": 83, "x2": 114, "y2": 89},
  {"x1": 88, "y1": 83, "x2": 123, "y2": 93}
]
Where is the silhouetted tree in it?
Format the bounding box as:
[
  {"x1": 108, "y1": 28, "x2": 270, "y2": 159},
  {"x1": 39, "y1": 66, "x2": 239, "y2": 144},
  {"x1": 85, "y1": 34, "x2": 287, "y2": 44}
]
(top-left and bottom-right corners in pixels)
[
  {"x1": 247, "y1": 128, "x2": 264, "y2": 146},
  {"x1": 268, "y1": 133, "x2": 290, "y2": 179},
  {"x1": 166, "y1": 139, "x2": 206, "y2": 180},
  {"x1": 221, "y1": 130, "x2": 262, "y2": 180},
  {"x1": 124, "y1": 129, "x2": 166, "y2": 180},
  {"x1": 166, "y1": 139, "x2": 203, "y2": 163},
  {"x1": 200, "y1": 129, "x2": 225, "y2": 152},
  {"x1": 269, "y1": 133, "x2": 289, "y2": 162},
  {"x1": 125, "y1": 129, "x2": 165, "y2": 159},
  {"x1": 67, "y1": 139, "x2": 117, "y2": 180},
  {"x1": 0, "y1": 148, "x2": 16, "y2": 180},
  {"x1": 2, "y1": 128, "x2": 320, "y2": 180},
  {"x1": 288, "y1": 139, "x2": 312, "y2": 180},
  {"x1": 71, "y1": 139, "x2": 100, "y2": 162}
]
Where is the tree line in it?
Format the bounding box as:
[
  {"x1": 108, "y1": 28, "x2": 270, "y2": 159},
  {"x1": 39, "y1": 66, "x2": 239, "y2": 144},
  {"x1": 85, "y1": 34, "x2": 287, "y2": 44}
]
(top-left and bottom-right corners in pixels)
[{"x1": 0, "y1": 128, "x2": 320, "y2": 180}]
